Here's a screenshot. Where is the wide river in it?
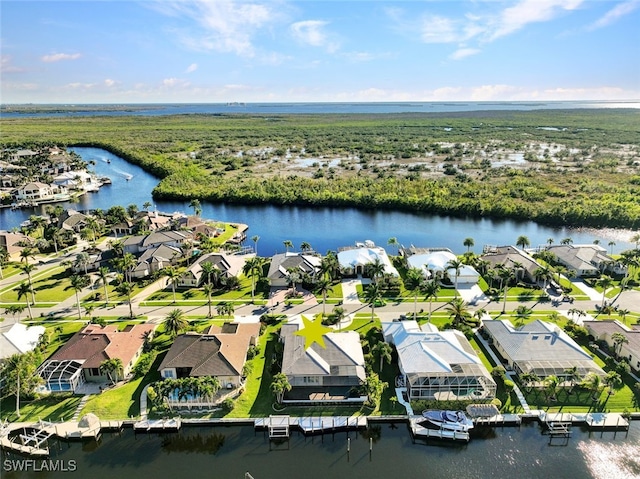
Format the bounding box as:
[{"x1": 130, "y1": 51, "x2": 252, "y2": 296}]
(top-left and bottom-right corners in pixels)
[
  {"x1": 0, "y1": 147, "x2": 635, "y2": 255},
  {"x1": 1, "y1": 421, "x2": 638, "y2": 479}
]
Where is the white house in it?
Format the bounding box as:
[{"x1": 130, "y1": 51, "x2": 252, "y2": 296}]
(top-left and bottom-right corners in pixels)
[
  {"x1": 337, "y1": 241, "x2": 398, "y2": 277},
  {"x1": 406, "y1": 248, "x2": 480, "y2": 284}
]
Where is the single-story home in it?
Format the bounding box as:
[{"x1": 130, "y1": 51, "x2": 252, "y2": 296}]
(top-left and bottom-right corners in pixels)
[
  {"x1": 482, "y1": 319, "x2": 606, "y2": 380},
  {"x1": 38, "y1": 323, "x2": 156, "y2": 392},
  {"x1": 123, "y1": 230, "x2": 192, "y2": 255},
  {"x1": 383, "y1": 320, "x2": 496, "y2": 401},
  {"x1": 547, "y1": 244, "x2": 626, "y2": 277},
  {"x1": 584, "y1": 320, "x2": 640, "y2": 372},
  {"x1": 405, "y1": 247, "x2": 480, "y2": 284},
  {"x1": 0, "y1": 231, "x2": 31, "y2": 260},
  {"x1": 267, "y1": 252, "x2": 321, "y2": 288},
  {"x1": 481, "y1": 245, "x2": 542, "y2": 284},
  {"x1": 337, "y1": 241, "x2": 398, "y2": 277},
  {"x1": 158, "y1": 322, "x2": 261, "y2": 389},
  {"x1": 279, "y1": 316, "x2": 367, "y2": 404},
  {"x1": 179, "y1": 252, "x2": 250, "y2": 288}
]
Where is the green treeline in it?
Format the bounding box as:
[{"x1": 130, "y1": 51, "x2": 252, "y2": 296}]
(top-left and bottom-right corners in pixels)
[
  {"x1": 152, "y1": 174, "x2": 640, "y2": 228},
  {"x1": 1, "y1": 110, "x2": 639, "y2": 228}
]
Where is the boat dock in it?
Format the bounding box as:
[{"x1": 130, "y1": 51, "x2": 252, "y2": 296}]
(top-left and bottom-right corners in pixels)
[
  {"x1": 542, "y1": 411, "x2": 629, "y2": 430},
  {"x1": 255, "y1": 415, "x2": 367, "y2": 437},
  {"x1": 409, "y1": 417, "x2": 470, "y2": 442},
  {"x1": 133, "y1": 418, "x2": 181, "y2": 432}
]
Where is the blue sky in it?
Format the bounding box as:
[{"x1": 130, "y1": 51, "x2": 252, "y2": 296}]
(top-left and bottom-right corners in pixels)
[{"x1": 2, "y1": 0, "x2": 639, "y2": 103}]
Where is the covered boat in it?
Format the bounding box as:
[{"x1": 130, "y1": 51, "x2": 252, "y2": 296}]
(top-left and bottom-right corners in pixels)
[{"x1": 421, "y1": 410, "x2": 474, "y2": 432}]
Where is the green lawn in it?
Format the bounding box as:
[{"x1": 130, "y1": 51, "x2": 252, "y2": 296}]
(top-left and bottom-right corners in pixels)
[
  {"x1": 0, "y1": 394, "x2": 82, "y2": 422},
  {"x1": 1, "y1": 266, "x2": 75, "y2": 305}
]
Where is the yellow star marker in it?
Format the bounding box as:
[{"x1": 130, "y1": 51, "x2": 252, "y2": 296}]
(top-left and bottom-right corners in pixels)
[{"x1": 294, "y1": 315, "x2": 333, "y2": 350}]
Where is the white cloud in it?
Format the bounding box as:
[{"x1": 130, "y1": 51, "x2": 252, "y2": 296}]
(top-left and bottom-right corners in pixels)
[
  {"x1": 185, "y1": 63, "x2": 198, "y2": 73},
  {"x1": 588, "y1": 0, "x2": 640, "y2": 30},
  {"x1": 420, "y1": 15, "x2": 462, "y2": 43},
  {"x1": 1, "y1": 55, "x2": 24, "y2": 73},
  {"x1": 104, "y1": 79, "x2": 117, "y2": 87},
  {"x1": 490, "y1": 0, "x2": 584, "y2": 40},
  {"x1": 290, "y1": 20, "x2": 339, "y2": 52},
  {"x1": 149, "y1": 0, "x2": 276, "y2": 57},
  {"x1": 41, "y1": 52, "x2": 82, "y2": 63},
  {"x1": 450, "y1": 48, "x2": 481, "y2": 60}
]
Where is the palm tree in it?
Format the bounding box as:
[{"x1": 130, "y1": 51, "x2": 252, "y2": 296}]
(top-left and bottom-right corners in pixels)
[
  {"x1": 69, "y1": 274, "x2": 91, "y2": 320},
  {"x1": 300, "y1": 241, "x2": 312, "y2": 253},
  {"x1": 251, "y1": 235, "x2": 260, "y2": 256},
  {"x1": 164, "y1": 309, "x2": 187, "y2": 337},
  {"x1": 404, "y1": 267, "x2": 425, "y2": 319},
  {"x1": 162, "y1": 266, "x2": 182, "y2": 303},
  {"x1": 581, "y1": 372, "x2": 603, "y2": 401},
  {"x1": 203, "y1": 283, "x2": 215, "y2": 318},
  {"x1": 516, "y1": 235, "x2": 530, "y2": 250},
  {"x1": 189, "y1": 198, "x2": 202, "y2": 216},
  {"x1": 608, "y1": 241, "x2": 616, "y2": 255},
  {"x1": 547, "y1": 237, "x2": 554, "y2": 246},
  {"x1": 372, "y1": 341, "x2": 392, "y2": 372},
  {"x1": 446, "y1": 297, "x2": 473, "y2": 329},
  {"x1": 0, "y1": 246, "x2": 8, "y2": 279},
  {"x1": 199, "y1": 261, "x2": 218, "y2": 287},
  {"x1": 18, "y1": 263, "x2": 36, "y2": 305},
  {"x1": 463, "y1": 237, "x2": 474, "y2": 252},
  {"x1": 514, "y1": 305, "x2": 532, "y2": 327},
  {"x1": 19, "y1": 246, "x2": 36, "y2": 265},
  {"x1": 604, "y1": 371, "x2": 622, "y2": 398},
  {"x1": 632, "y1": 233, "x2": 640, "y2": 249},
  {"x1": 108, "y1": 239, "x2": 125, "y2": 258},
  {"x1": 534, "y1": 265, "x2": 553, "y2": 290},
  {"x1": 270, "y1": 372, "x2": 291, "y2": 404},
  {"x1": 596, "y1": 274, "x2": 614, "y2": 308},
  {"x1": 387, "y1": 237, "x2": 399, "y2": 255},
  {"x1": 422, "y1": 280, "x2": 440, "y2": 323},
  {"x1": 364, "y1": 283, "x2": 382, "y2": 322},
  {"x1": 15, "y1": 282, "x2": 34, "y2": 320},
  {"x1": 617, "y1": 308, "x2": 630, "y2": 325},
  {"x1": 497, "y1": 265, "x2": 514, "y2": 313},
  {"x1": 115, "y1": 281, "x2": 135, "y2": 318},
  {"x1": 446, "y1": 258, "x2": 464, "y2": 298},
  {"x1": 74, "y1": 252, "x2": 91, "y2": 275},
  {"x1": 314, "y1": 277, "x2": 333, "y2": 316},
  {"x1": 611, "y1": 332, "x2": 628, "y2": 357},
  {"x1": 365, "y1": 258, "x2": 385, "y2": 283},
  {"x1": 99, "y1": 358, "x2": 124, "y2": 385},
  {"x1": 243, "y1": 257, "x2": 265, "y2": 302},
  {"x1": 283, "y1": 240, "x2": 293, "y2": 253},
  {"x1": 286, "y1": 268, "x2": 302, "y2": 297},
  {"x1": 143, "y1": 201, "x2": 152, "y2": 211},
  {"x1": 216, "y1": 301, "x2": 235, "y2": 318},
  {"x1": 85, "y1": 216, "x2": 101, "y2": 246},
  {"x1": 97, "y1": 266, "x2": 111, "y2": 305},
  {"x1": 544, "y1": 375, "x2": 560, "y2": 401},
  {"x1": 320, "y1": 251, "x2": 340, "y2": 281},
  {"x1": 563, "y1": 366, "x2": 581, "y2": 395},
  {"x1": 560, "y1": 237, "x2": 573, "y2": 245}
]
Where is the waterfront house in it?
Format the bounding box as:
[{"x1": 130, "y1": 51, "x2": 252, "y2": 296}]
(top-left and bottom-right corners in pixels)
[
  {"x1": 337, "y1": 241, "x2": 399, "y2": 277},
  {"x1": 584, "y1": 320, "x2": 640, "y2": 372},
  {"x1": 482, "y1": 319, "x2": 606, "y2": 380},
  {"x1": 382, "y1": 320, "x2": 496, "y2": 401},
  {"x1": 279, "y1": 316, "x2": 367, "y2": 404},
  {"x1": 481, "y1": 245, "x2": 542, "y2": 284},
  {"x1": 123, "y1": 230, "x2": 192, "y2": 255},
  {"x1": 546, "y1": 244, "x2": 625, "y2": 278},
  {"x1": 13, "y1": 182, "x2": 56, "y2": 203},
  {"x1": 59, "y1": 210, "x2": 90, "y2": 233},
  {"x1": 178, "y1": 252, "x2": 249, "y2": 288},
  {"x1": 158, "y1": 322, "x2": 260, "y2": 389},
  {"x1": 267, "y1": 252, "x2": 322, "y2": 288},
  {"x1": 38, "y1": 323, "x2": 156, "y2": 392},
  {"x1": 130, "y1": 244, "x2": 182, "y2": 279},
  {"x1": 403, "y1": 247, "x2": 480, "y2": 284}
]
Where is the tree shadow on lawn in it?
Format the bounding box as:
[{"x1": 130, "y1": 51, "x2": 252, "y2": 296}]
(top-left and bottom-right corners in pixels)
[{"x1": 248, "y1": 331, "x2": 280, "y2": 418}]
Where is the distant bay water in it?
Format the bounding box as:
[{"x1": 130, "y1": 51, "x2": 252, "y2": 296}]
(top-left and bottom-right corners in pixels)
[
  {"x1": 0, "y1": 147, "x2": 635, "y2": 255},
  {"x1": 1, "y1": 100, "x2": 639, "y2": 118}
]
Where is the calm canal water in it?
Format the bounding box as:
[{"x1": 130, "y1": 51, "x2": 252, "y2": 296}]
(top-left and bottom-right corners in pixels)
[
  {"x1": 1, "y1": 421, "x2": 639, "y2": 479},
  {"x1": 0, "y1": 147, "x2": 634, "y2": 255}
]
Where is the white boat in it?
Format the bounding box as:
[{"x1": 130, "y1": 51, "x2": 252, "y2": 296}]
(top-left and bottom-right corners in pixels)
[{"x1": 421, "y1": 410, "x2": 474, "y2": 432}]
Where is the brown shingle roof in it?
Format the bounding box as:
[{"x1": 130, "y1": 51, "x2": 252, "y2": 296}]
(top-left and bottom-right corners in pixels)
[
  {"x1": 158, "y1": 322, "x2": 260, "y2": 377},
  {"x1": 49, "y1": 323, "x2": 156, "y2": 369}
]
